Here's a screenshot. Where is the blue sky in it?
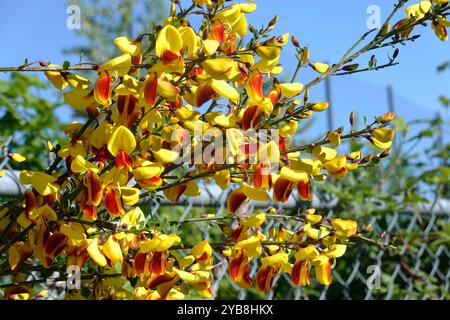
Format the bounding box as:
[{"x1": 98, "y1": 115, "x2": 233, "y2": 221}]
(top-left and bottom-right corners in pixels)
[{"x1": 0, "y1": 0, "x2": 449, "y2": 134}]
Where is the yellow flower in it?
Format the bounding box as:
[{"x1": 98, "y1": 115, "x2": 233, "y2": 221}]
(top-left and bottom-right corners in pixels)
[
  {"x1": 256, "y1": 252, "x2": 291, "y2": 292},
  {"x1": 107, "y1": 125, "x2": 137, "y2": 157},
  {"x1": 331, "y1": 219, "x2": 358, "y2": 239},
  {"x1": 277, "y1": 82, "x2": 304, "y2": 97},
  {"x1": 140, "y1": 233, "x2": 181, "y2": 253},
  {"x1": 234, "y1": 234, "x2": 263, "y2": 258},
  {"x1": 102, "y1": 235, "x2": 123, "y2": 265},
  {"x1": 19, "y1": 171, "x2": 60, "y2": 196},
  {"x1": 309, "y1": 102, "x2": 329, "y2": 112},
  {"x1": 99, "y1": 53, "x2": 132, "y2": 77},
  {"x1": 240, "y1": 211, "x2": 266, "y2": 228},
  {"x1": 432, "y1": 20, "x2": 448, "y2": 41},
  {"x1": 310, "y1": 62, "x2": 329, "y2": 74},
  {"x1": 311, "y1": 146, "x2": 337, "y2": 163},
  {"x1": 311, "y1": 255, "x2": 332, "y2": 285},
  {"x1": 323, "y1": 155, "x2": 358, "y2": 179},
  {"x1": 155, "y1": 25, "x2": 183, "y2": 66},
  {"x1": 9, "y1": 153, "x2": 26, "y2": 163},
  {"x1": 327, "y1": 131, "x2": 341, "y2": 147},
  {"x1": 371, "y1": 128, "x2": 395, "y2": 149},
  {"x1": 114, "y1": 36, "x2": 142, "y2": 56},
  {"x1": 87, "y1": 238, "x2": 107, "y2": 267},
  {"x1": 241, "y1": 183, "x2": 270, "y2": 202}
]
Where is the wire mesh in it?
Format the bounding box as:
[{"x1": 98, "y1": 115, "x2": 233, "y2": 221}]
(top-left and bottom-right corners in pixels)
[{"x1": 140, "y1": 180, "x2": 450, "y2": 300}]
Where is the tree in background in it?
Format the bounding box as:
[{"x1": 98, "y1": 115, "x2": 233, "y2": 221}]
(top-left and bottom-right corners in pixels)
[
  {"x1": 64, "y1": 0, "x2": 166, "y2": 62},
  {"x1": 0, "y1": 74, "x2": 63, "y2": 172},
  {"x1": 0, "y1": 0, "x2": 166, "y2": 172}
]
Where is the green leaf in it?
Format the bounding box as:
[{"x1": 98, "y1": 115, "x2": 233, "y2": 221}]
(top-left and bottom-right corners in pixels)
[
  {"x1": 63, "y1": 60, "x2": 71, "y2": 70},
  {"x1": 0, "y1": 95, "x2": 25, "y2": 125}
]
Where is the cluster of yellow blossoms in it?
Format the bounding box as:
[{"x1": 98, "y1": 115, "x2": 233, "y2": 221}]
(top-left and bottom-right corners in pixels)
[
  {"x1": 402, "y1": 0, "x2": 449, "y2": 41},
  {"x1": 0, "y1": 0, "x2": 447, "y2": 300}
]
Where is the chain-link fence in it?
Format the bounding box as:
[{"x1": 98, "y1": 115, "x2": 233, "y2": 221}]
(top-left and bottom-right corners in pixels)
[{"x1": 137, "y1": 181, "x2": 450, "y2": 300}]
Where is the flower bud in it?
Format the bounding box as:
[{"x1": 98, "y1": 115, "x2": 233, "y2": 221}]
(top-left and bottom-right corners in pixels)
[
  {"x1": 291, "y1": 35, "x2": 300, "y2": 48},
  {"x1": 301, "y1": 48, "x2": 309, "y2": 64},
  {"x1": 309, "y1": 102, "x2": 329, "y2": 112},
  {"x1": 380, "y1": 22, "x2": 390, "y2": 36},
  {"x1": 359, "y1": 154, "x2": 372, "y2": 164},
  {"x1": 379, "y1": 112, "x2": 396, "y2": 122},
  {"x1": 349, "y1": 111, "x2": 355, "y2": 126},
  {"x1": 342, "y1": 63, "x2": 359, "y2": 71},
  {"x1": 379, "y1": 147, "x2": 392, "y2": 159},
  {"x1": 362, "y1": 224, "x2": 373, "y2": 233},
  {"x1": 268, "y1": 15, "x2": 278, "y2": 28}
]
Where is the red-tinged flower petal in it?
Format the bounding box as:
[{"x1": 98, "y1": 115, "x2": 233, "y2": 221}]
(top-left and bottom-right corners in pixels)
[
  {"x1": 138, "y1": 176, "x2": 162, "y2": 189},
  {"x1": 134, "y1": 251, "x2": 148, "y2": 275},
  {"x1": 80, "y1": 196, "x2": 97, "y2": 220},
  {"x1": 227, "y1": 188, "x2": 248, "y2": 213},
  {"x1": 142, "y1": 73, "x2": 158, "y2": 107},
  {"x1": 9, "y1": 243, "x2": 33, "y2": 272},
  {"x1": 330, "y1": 166, "x2": 347, "y2": 178},
  {"x1": 247, "y1": 71, "x2": 264, "y2": 101},
  {"x1": 24, "y1": 190, "x2": 39, "y2": 217},
  {"x1": 297, "y1": 181, "x2": 312, "y2": 201},
  {"x1": 268, "y1": 87, "x2": 281, "y2": 105},
  {"x1": 163, "y1": 184, "x2": 187, "y2": 203},
  {"x1": 129, "y1": 54, "x2": 142, "y2": 75},
  {"x1": 197, "y1": 252, "x2": 209, "y2": 262},
  {"x1": 229, "y1": 254, "x2": 245, "y2": 280},
  {"x1": 316, "y1": 261, "x2": 332, "y2": 285},
  {"x1": 103, "y1": 185, "x2": 124, "y2": 216},
  {"x1": 161, "y1": 50, "x2": 180, "y2": 65},
  {"x1": 211, "y1": 22, "x2": 225, "y2": 45},
  {"x1": 188, "y1": 67, "x2": 204, "y2": 79},
  {"x1": 92, "y1": 146, "x2": 112, "y2": 164},
  {"x1": 115, "y1": 150, "x2": 133, "y2": 170},
  {"x1": 223, "y1": 34, "x2": 237, "y2": 55},
  {"x1": 43, "y1": 193, "x2": 57, "y2": 207},
  {"x1": 168, "y1": 95, "x2": 183, "y2": 111},
  {"x1": 252, "y1": 163, "x2": 272, "y2": 190},
  {"x1": 117, "y1": 95, "x2": 139, "y2": 127},
  {"x1": 242, "y1": 105, "x2": 262, "y2": 131},
  {"x1": 291, "y1": 260, "x2": 301, "y2": 285},
  {"x1": 278, "y1": 136, "x2": 286, "y2": 152},
  {"x1": 238, "y1": 142, "x2": 259, "y2": 160},
  {"x1": 147, "y1": 273, "x2": 176, "y2": 289},
  {"x1": 231, "y1": 225, "x2": 245, "y2": 243},
  {"x1": 94, "y1": 71, "x2": 112, "y2": 106},
  {"x1": 273, "y1": 178, "x2": 293, "y2": 203},
  {"x1": 256, "y1": 265, "x2": 276, "y2": 292},
  {"x1": 84, "y1": 171, "x2": 102, "y2": 206},
  {"x1": 149, "y1": 251, "x2": 163, "y2": 274},
  {"x1": 241, "y1": 262, "x2": 254, "y2": 287},
  {"x1": 195, "y1": 83, "x2": 216, "y2": 107},
  {"x1": 45, "y1": 232, "x2": 68, "y2": 262},
  {"x1": 243, "y1": 273, "x2": 254, "y2": 287},
  {"x1": 291, "y1": 260, "x2": 310, "y2": 286}
]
